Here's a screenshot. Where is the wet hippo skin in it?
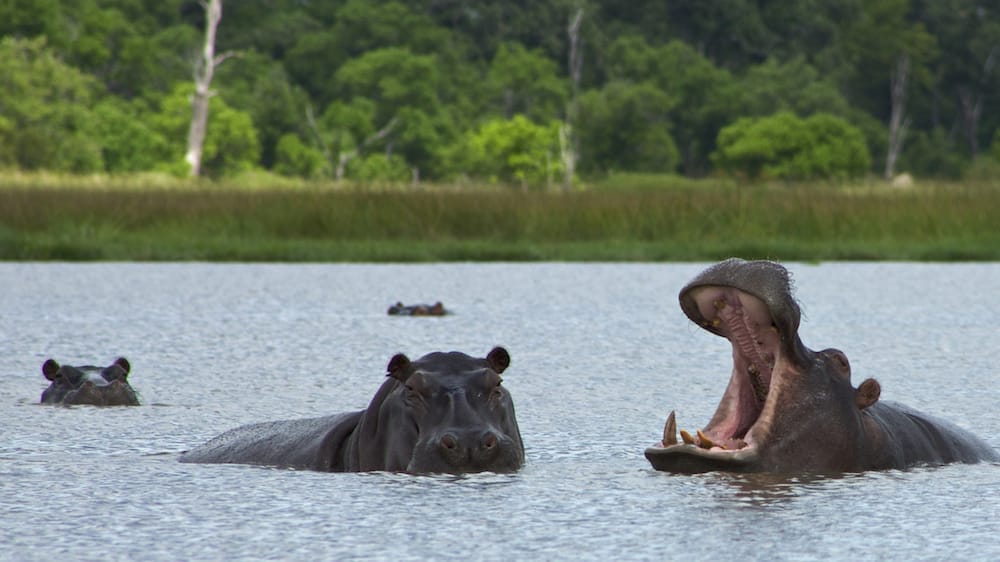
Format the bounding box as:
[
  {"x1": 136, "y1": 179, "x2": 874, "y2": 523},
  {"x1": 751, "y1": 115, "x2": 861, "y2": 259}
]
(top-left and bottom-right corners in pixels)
[
  {"x1": 646, "y1": 258, "x2": 999, "y2": 473},
  {"x1": 181, "y1": 347, "x2": 524, "y2": 474}
]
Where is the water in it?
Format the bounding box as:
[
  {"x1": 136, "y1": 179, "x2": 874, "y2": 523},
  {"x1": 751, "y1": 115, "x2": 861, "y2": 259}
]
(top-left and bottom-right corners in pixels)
[{"x1": 1, "y1": 262, "x2": 997, "y2": 561}]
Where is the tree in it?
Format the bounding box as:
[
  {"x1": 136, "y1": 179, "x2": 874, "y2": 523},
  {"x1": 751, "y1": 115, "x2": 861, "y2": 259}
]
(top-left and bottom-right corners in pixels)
[
  {"x1": 152, "y1": 83, "x2": 260, "y2": 177},
  {"x1": 576, "y1": 81, "x2": 679, "y2": 174},
  {"x1": 273, "y1": 133, "x2": 325, "y2": 178},
  {"x1": 92, "y1": 98, "x2": 172, "y2": 172},
  {"x1": 561, "y1": 6, "x2": 584, "y2": 192},
  {"x1": 713, "y1": 112, "x2": 871, "y2": 180},
  {"x1": 451, "y1": 115, "x2": 563, "y2": 189},
  {"x1": 918, "y1": 0, "x2": 1000, "y2": 159},
  {"x1": 606, "y1": 36, "x2": 740, "y2": 175},
  {"x1": 838, "y1": 0, "x2": 937, "y2": 176},
  {"x1": 0, "y1": 37, "x2": 104, "y2": 172},
  {"x1": 331, "y1": 47, "x2": 457, "y2": 179},
  {"x1": 486, "y1": 42, "x2": 568, "y2": 121},
  {"x1": 187, "y1": 0, "x2": 240, "y2": 177}
]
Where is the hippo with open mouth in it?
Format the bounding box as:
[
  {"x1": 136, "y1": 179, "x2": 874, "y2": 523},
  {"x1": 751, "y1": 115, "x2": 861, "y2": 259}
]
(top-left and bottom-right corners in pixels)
[
  {"x1": 181, "y1": 347, "x2": 523, "y2": 474},
  {"x1": 645, "y1": 258, "x2": 998, "y2": 474},
  {"x1": 40, "y1": 357, "x2": 139, "y2": 406}
]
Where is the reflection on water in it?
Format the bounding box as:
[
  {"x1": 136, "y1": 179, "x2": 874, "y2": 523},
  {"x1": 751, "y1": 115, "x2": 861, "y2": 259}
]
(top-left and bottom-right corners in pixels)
[{"x1": 1, "y1": 262, "x2": 998, "y2": 561}]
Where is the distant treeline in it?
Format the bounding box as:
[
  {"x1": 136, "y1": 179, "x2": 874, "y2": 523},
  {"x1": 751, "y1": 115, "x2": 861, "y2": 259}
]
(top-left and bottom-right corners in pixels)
[{"x1": 1, "y1": 0, "x2": 998, "y2": 185}]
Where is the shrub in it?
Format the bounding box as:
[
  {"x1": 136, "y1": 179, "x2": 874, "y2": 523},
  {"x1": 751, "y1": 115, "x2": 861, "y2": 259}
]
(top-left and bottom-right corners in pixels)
[{"x1": 713, "y1": 112, "x2": 870, "y2": 180}]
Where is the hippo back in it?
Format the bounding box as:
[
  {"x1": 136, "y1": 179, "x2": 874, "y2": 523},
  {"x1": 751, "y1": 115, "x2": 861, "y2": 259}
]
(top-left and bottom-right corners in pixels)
[
  {"x1": 180, "y1": 412, "x2": 363, "y2": 470},
  {"x1": 864, "y1": 401, "x2": 1000, "y2": 469}
]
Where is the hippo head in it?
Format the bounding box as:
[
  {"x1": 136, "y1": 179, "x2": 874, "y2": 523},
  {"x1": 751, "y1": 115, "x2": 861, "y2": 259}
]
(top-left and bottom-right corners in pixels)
[
  {"x1": 645, "y1": 259, "x2": 881, "y2": 473},
  {"x1": 352, "y1": 347, "x2": 524, "y2": 474},
  {"x1": 40, "y1": 357, "x2": 140, "y2": 406}
]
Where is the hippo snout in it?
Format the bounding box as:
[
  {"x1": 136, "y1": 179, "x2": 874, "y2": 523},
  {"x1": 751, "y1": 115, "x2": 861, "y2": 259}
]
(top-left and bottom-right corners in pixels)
[
  {"x1": 438, "y1": 429, "x2": 504, "y2": 465},
  {"x1": 413, "y1": 428, "x2": 519, "y2": 473}
]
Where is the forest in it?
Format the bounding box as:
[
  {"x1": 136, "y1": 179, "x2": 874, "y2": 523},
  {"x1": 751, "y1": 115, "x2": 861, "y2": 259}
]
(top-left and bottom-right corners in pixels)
[{"x1": 1, "y1": 0, "x2": 999, "y2": 187}]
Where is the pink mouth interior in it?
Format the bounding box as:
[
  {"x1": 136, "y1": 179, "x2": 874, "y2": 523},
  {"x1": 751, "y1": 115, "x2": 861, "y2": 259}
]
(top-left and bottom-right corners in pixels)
[{"x1": 684, "y1": 286, "x2": 781, "y2": 450}]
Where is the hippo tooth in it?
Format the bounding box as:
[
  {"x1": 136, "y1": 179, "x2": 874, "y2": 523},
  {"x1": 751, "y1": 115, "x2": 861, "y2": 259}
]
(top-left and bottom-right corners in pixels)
[
  {"x1": 680, "y1": 429, "x2": 695, "y2": 445},
  {"x1": 714, "y1": 299, "x2": 726, "y2": 310},
  {"x1": 696, "y1": 429, "x2": 723, "y2": 450},
  {"x1": 711, "y1": 317, "x2": 721, "y2": 328},
  {"x1": 662, "y1": 411, "x2": 678, "y2": 446}
]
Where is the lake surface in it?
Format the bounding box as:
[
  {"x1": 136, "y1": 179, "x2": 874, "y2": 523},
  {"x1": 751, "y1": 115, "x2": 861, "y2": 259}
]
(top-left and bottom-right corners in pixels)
[{"x1": 1, "y1": 262, "x2": 997, "y2": 561}]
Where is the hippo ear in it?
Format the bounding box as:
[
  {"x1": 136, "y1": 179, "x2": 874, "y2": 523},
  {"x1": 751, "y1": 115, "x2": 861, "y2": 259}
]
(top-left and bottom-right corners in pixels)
[
  {"x1": 114, "y1": 357, "x2": 131, "y2": 375},
  {"x1": 855, "y1": 378, "x2": 881, "y2": 410},
  {"x1": 486, "y1": 347, "x2": 510, "y2": 374},
  {"x1": 387, "y1": 353, "x2": 411, "y2": 382},
  {"x1": 42, "y1": 359, "x2": 60, "y2": 381}
]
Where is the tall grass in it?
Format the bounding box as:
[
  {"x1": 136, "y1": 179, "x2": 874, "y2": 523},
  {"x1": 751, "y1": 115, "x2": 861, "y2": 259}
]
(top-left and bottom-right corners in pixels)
[{"x1": 1, "y1": 175, "x2": 998, "y2": 261}]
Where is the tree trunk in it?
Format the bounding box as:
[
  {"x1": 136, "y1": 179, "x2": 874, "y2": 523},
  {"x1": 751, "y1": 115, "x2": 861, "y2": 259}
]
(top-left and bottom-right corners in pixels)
[
  {"x1": 956, "y1": 46, "x2": 996, "y2": 159},
  {"x1": 885, "y1": 54, "x2": 909, "y2": 181},
  {"x1": 561, "y1": 7, "x2": 584, "y2": 193},
  {"x1": 186, "y1": 0, "x2": 224, "y2": 178}
]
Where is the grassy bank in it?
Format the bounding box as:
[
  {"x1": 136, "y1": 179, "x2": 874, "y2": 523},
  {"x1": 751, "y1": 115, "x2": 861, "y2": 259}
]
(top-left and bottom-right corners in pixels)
[{"x1": 1, "y1": 175, "x2": 998, "y2": 261}]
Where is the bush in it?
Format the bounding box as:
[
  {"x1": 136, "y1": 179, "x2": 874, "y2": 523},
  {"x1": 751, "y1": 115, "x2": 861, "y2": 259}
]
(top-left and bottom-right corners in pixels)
[
  {"x1": 347, "y1": 153, "x2": 411, "y2": 182},
  {"x1": 449, "y1": 115, "x2": 563, "y2": 189},
  {"x1": 713, "y1": 112, "x2": 871, "y2": 180},
  {"x1": 274, "y1": 133, "x2": 327, "y2": 178}
]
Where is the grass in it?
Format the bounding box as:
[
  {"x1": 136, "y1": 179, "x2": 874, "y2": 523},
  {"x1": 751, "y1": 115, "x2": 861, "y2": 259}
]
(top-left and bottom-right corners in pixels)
[{"x1": 2, "y1": 172, "x2": 999, "y2": 261}]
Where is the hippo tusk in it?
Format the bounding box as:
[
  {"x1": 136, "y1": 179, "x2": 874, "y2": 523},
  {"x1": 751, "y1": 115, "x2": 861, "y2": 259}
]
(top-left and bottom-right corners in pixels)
[
  {"x1": 662, "y1": 411, "x2": 678, "y2": 446},
  {"x1": 697, "y1": 429, "x2": 725, "y2": 450},
  {"x1": 680, "y1": 429, "x2": 695, "y2": 445}
]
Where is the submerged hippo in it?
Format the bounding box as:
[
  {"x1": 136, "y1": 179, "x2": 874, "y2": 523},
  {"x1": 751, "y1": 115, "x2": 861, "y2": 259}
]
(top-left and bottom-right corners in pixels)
[
  {"x1": 40, "y1": 357, "x2": 139, "y2": 406},
  {"x1": 181, "y1": 347, "x2": 523, "y2": 474},
  {"x1": 387, "y1": 301, "x2": 447, "y2": 316},
  {"x1": 645, "y1": 258, "x2": 998, "y2": 474}
]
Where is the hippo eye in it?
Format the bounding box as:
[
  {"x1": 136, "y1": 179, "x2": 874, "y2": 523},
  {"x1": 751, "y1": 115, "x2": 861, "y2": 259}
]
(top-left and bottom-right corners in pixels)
[{"x1": 489, "y1": 379, "x2": 504, "y2": 400}]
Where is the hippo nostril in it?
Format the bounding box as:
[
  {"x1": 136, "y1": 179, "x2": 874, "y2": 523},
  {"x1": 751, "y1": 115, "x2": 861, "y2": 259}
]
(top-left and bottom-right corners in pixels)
[
  {"x1": 482, "y1": 432, "x2": 498, "y2": 450},
  {"x1": 440, "y1": 434, "x2": 458, "y2": 450}
]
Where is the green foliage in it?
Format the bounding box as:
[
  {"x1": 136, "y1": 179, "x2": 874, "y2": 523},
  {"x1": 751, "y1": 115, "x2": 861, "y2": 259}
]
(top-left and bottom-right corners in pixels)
[
  {"x1": 150, "y1": 84, "x2": 261, "y2": 178},
  {"x1": 739, "y1": 58, "x2": 851, "y2": 118},
  {"x1": 330, "y1": 47, "x2": 458, "y2": 178},
  {"x1": 451, "y1": 115, "x2": 563, "y2": 189},
  {"x1": 713, "y1": 112, "x2": 871, "y2": 180},
  {"x1": 347, "y1": 153, "x2": 411, "y2": 182},
  {"x1": 0, "y1": 37, "x2": 104, "y2": 172},
  {"x1": 577, "y1": 81, "x2": 679, "y2": 174},
  {"x1": 274, "y1": 133, "x2": 326, "y2": 178},
  {"x1": 216, "y1": 54, "x2": 312, "y2": 168},
  {"x1": 606, "y1": 36, "x2": 741, "y2": 175},
  {"x1": 901, "y1": 128, "x2": 968, "y2": 179},
  {"x1": 92, "y1": 98, "x2": 172, "y2": 172},
  {"x1": 485, "y1": 42, "x2": 568, "y2": 122},
  {"x1": 0, "y1": 0, "x2": 998, "y2": 180}
]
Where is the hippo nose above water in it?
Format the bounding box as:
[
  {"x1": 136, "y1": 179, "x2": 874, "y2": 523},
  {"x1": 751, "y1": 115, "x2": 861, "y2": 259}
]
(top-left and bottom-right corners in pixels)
[{"x1": 438, "y1": 429, "x2": 507, "y2": 467}]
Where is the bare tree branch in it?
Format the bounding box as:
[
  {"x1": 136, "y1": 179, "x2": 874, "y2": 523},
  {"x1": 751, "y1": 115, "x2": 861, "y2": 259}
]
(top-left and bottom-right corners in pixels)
[
  {"x1": 335, "y1": 117, "x2": 400, "y2": 181},
  {"x1": 561, "y1": 6, "x2": 584, "y2": 193},
  {"x1": 213, "y1": 50, "x2": 242, "y2": 67},
  {"x1": 885, "y1": 54, "x2": 909, "y2": 180}
]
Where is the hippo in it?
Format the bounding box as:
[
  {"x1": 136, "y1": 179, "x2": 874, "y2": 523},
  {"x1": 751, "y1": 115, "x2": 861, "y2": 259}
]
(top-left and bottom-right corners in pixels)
[
  {"x1": 387, "y1": 301, "x2": 447, "y2": 316},
  {"x1": 180, "y1": 347, "x2": 523, "y2": 474},
  {"x1": 40, "y1": 357, "x2": 139, "y2": 406},
  {"x1": 645, "y1": 258, "x2": 998, "y2": 474}
]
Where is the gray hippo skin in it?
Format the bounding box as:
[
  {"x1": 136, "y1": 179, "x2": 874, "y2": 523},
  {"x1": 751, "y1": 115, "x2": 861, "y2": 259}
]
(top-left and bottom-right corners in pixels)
[
  {"x1": 181, "y1": 347, "x2": 524, "y2": 474},
  {"x1": 40, "y1": 357, "x2": 139, "y2": 406},
  {"x1": 645, "y1": 258, "x2": 999, "y2": 474},
  {"x1": 387, "y1": 301, "x2": 447, "y2": 316}
]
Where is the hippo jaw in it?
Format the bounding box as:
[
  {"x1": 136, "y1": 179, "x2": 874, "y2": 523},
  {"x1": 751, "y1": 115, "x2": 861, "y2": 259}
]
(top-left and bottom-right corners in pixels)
[
  {"x1": 646, "y1": 284, "x2": 786, "y2": 472},
  {"x1": 647, "y1": 260, "x2": 810, "y2": 473}
]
